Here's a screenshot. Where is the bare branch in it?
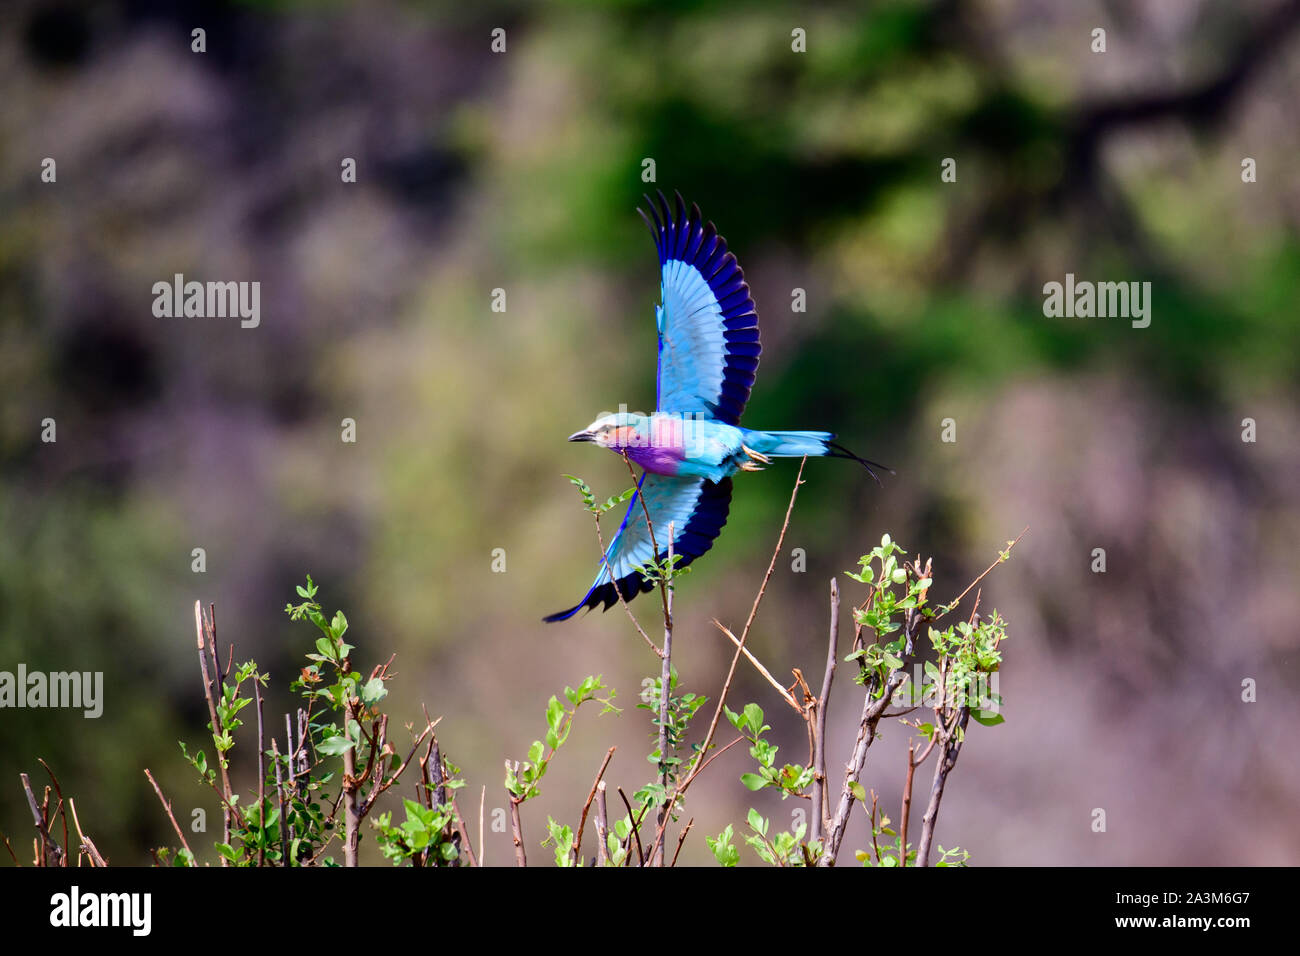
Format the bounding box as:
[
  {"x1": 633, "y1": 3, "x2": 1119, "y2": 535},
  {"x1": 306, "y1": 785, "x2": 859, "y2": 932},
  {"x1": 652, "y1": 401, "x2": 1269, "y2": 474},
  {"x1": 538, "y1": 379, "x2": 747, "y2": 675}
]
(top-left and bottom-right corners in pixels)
[
  {"x1": 37, "y1": 759, "x2": 69, "y2": 864},
  {"x1": 20, "y1": 773, "x2": 62, "y2": 867},
  {"x1": 618, "y1": 787, "x2": 646, "y2": 867},
  {"x1": 194, "y1": 601, "x2": 234, "y2": 860},
  {"x1": 574, "y1": 746, "x2": 616, "y2": 866},
  {"x1": 478, "y1": 785, "x2": 486, "y2": 868},
  {"x1": 255, "y1": 677, "x2": 266, "y2": 868},
  {"x1": 594, "y1": 781, "x2": 609, "y2": 866},
  {"x1": 508, "y1": 792, "x2": 527, "y2": 867},
  {"x1": 935, "y1": 528, "x2": 1025, "y2": 620},
  {"x1": 271, "y1": 739, "x2": 291, "y2": 866},
  {"x1": 68, "y1": 798, "x2": 106, "y2": 867},
  {"x1": 809, "y1": 577, "x2": 840, "y2": 848},
  {"x1": 917, "y1": 707, "x2": 971, "y2": 866},
  {"x1": 144, "y1": 769, "x2": 194, "y2": 862},
  {"x1": 652, "y1": 522, "x2": 675, "y2": 866},
  {"x1": 671, "y1": 817, "x2": 694, "y2": 867},
  {"x1": 713, "y1": 620, "x2": 802, "y2": 715}
]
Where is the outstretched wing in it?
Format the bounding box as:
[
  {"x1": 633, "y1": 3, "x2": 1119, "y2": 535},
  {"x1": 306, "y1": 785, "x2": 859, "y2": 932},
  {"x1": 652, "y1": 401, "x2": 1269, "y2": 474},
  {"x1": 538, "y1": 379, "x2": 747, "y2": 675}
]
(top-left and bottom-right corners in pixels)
[
  {"x1": 544, "y1": 472, "x2": 733, "y2": 622},
  {"x1": 639, "y1": 191, "x2": 761, "y2": 426}
]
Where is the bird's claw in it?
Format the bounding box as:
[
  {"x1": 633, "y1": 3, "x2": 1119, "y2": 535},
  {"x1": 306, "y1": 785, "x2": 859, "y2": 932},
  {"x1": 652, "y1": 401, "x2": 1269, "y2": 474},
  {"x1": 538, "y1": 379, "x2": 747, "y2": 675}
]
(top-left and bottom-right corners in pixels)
[{"x1": 741, "y1": 444, "x2": 772, "y2": 465}]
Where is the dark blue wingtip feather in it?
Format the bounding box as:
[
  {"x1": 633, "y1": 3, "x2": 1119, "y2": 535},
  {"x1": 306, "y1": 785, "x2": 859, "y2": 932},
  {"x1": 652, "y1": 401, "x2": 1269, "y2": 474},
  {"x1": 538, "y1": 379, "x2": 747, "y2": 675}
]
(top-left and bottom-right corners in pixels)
[
  {"x1": 543, "y1": 571, "x2": 651, "y2": 624},
  {"x1": 546, "y1": 477, "x2": 734, "y2": 624},
  {"x1": 542, "y1": 604, "x2": 584, "y2": 624}
]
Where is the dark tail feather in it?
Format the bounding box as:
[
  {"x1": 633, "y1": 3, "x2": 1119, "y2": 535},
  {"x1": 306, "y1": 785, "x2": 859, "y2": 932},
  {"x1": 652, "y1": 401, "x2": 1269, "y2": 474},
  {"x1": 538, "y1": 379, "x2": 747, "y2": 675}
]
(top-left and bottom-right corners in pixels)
[{"x1": 826, "y1": 442, "x2": 894, "y2": 486}]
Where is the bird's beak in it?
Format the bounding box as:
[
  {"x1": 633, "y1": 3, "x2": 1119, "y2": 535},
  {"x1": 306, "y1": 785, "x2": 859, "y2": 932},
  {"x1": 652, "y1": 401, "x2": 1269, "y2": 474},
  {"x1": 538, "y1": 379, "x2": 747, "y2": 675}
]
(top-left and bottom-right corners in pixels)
[{"x1": 567, "y1": 430, "x2": 595, "y2": 443}]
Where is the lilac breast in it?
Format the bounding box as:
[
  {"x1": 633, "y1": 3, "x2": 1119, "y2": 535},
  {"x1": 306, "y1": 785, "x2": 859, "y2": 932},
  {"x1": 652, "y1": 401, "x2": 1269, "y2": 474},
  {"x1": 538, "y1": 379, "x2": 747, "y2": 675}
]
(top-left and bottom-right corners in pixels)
[{"x1": 623, "y1": 441, "x2": 684, "y2": 476}]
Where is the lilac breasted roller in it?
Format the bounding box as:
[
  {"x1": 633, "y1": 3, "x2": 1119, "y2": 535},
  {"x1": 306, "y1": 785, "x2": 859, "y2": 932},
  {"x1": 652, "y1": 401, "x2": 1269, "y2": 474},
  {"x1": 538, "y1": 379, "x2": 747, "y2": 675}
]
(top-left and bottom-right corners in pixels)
[{"x1": 545, "y1": 191, "x2": 886, "y2": 623}]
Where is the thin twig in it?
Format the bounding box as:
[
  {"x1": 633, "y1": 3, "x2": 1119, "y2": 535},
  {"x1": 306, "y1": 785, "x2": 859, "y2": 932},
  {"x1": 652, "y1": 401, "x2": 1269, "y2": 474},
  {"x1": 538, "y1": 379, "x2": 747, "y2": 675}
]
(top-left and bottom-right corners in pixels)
[
  {"x1": 573, "y1": 746, "x2": 616, "y2": 865},
  {"x1": 898, "y1": 726, "x2": 941, "y2": 869},
  {"x1": 341, "y1": 699, "x2": 361, "y2": 867},
  {"x1": 617, "y1": 787, "x2": 645, "y2": 866},
  {"x1": 145, "y1": 769, "x2": 194, "y2": 861},
  {"x1": 713, "y1": 621, "x2": 802, "y2": 714},
  {"x1": 194, "y1": 601, "x2": 234, "y2": 861},
  {"x1": 429, "y1": 735, "x2": 446, "y2": 809},
  {"x1": 917, "y1": 707, "x2": 971, "y2": 866},
  {"x1": 478, "y1": 785, "x2": 486, "y2": 868},
  {"x1": 671, "y1": 818, "x2": 694, "y2": 867},
  {"x1": 653, "y1": 522, "x2": 675, "y2": 865},
  {"x1": 810, "y1": 578, "x2": 839, "y2": 848},
  {"x1": 693, "y1": 735, "x2": 746, "y2": 778},
  {"x1": 37, "y1": 759, "x2": 69, "y2": 864},
  {"x1": 594, "y1": 781, "x2": 609, "y2": 866},
  {"x1": 447, "y1": 793, "x2": 479, "y2": 868},
  {"x1": 868, "y1": 790, "x2": 881, "y2": 864},
  {"x1": 271, "y1": 739, "x2": 291, "y2": 866},
  {"x1": 414, "y1": 734, "x2": 437, "y2": 865},
  {"x1": 1, "y1": 834, "x2": 19, "y2": 867},
  {"x1": 68, "y1": 799, "x2": 106, "y2": 867},
  {"x1": 900, "y1": 744, "x2": 916, "y2": 867},
  {"x1": 208, "y1": 602, "x2": 226, "y2": 685},
  {"x1": 508, "y1": 793, "x2": 527, "y2": 867},
  {"x1": 935, "y1": 528, "x2": 1026, "y2": 619},
  {"x1": 255, "y1": 678, "x2": 266, "y2": 867},
  {"x1": 19, "y1": 773, "x2": 62, "y2": 867}
]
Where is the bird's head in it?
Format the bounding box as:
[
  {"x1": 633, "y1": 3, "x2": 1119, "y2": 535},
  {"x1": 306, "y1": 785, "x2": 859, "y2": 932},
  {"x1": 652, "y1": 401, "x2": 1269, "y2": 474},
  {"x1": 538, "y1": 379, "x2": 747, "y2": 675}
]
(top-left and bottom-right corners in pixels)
[{"x1": 567, "y1": 412, "x2": 650, "y2": 451}]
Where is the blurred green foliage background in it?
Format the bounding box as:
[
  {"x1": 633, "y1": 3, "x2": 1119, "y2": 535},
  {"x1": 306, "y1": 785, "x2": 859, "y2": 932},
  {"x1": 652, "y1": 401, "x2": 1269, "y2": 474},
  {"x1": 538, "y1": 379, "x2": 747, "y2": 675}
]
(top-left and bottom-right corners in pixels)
[{"x1": 1, "y1": 0, "x2": 1298, "y2": 864}]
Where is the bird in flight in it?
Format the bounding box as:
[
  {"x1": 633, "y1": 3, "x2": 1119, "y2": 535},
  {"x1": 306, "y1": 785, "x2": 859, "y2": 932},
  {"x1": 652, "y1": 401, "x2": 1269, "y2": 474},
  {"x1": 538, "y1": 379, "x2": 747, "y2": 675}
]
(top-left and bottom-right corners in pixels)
[{"x1": 545, "y1": 191, "x2": 885, "y2": 623}]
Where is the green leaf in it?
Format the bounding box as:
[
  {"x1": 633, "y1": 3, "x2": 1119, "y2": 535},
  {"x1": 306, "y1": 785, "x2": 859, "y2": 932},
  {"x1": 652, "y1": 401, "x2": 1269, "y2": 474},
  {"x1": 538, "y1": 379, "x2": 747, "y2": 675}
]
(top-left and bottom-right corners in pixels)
[
  {"x1": 724, "y1": 705, "x2": 744, "y2": 732},
  {"x1": 564, "y1": 475, "x2": 596, "y2": 510},
  {"x1": 970, "y1": 710, "x2": 1005, "y2": 726},
  {"x1": 546, "y1": 695, "x2": 565, "y2": 731},
  {"x1": 316, "y1": 736, "x2": 354, "y2": 756},
  {"x1": 706, "y1": 825, "x2": 739, "y2": 867},
  {"x1": 848, "y1": 781, "x2": 868, "y2": 804},
  {"x1": 599, "y1": 487, "x2": 636, "y2": 513},
  {"x1": 360, "y1": 677, "x2": 387, "y2": 706},
  {"x1": 740, "y1": 773, "x2": 767, "y2": 791}
]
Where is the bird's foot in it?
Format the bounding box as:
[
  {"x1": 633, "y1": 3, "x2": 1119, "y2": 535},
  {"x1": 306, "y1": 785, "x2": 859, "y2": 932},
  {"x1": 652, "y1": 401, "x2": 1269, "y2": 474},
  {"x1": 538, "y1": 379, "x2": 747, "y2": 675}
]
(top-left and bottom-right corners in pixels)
[
  {"x1": 741, "y1": 444, "x2": 772, "y2": 465},
  {"x1": 739, "y1": 460, "x2": 765, "y2": 472}
]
